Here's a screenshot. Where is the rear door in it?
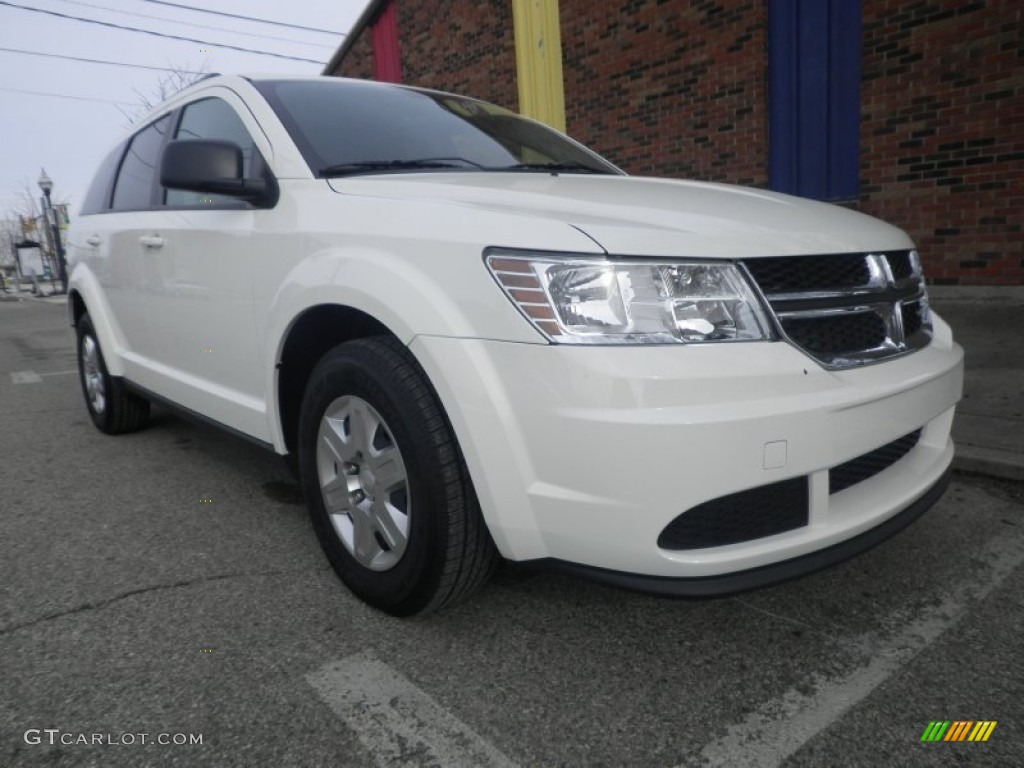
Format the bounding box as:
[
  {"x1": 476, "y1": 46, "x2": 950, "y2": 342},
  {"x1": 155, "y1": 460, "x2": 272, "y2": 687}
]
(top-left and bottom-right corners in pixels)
[{"x1": 88, "y1": 115, "x2": 173, "y2": 376}]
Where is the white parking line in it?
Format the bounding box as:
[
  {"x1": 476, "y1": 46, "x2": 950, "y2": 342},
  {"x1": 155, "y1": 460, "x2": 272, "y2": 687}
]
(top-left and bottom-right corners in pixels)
[
  {"x1": 695, "y1": 531, "x2": 1024, "y2": 767},
  {"x1": 9, "y1": 370, "x2": 76, "y2": 384},
  {"x1": 307, "y1": 650, "x2": 517, "y2": 768},
  {"x1": 10, "y1": 371, "x2": 42, "y2": 384}
]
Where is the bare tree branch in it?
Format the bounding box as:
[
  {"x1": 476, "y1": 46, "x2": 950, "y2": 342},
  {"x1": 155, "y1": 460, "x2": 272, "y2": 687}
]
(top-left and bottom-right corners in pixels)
[{"x1": 121, "y1": 61, "x2": 211, "y2": 127}]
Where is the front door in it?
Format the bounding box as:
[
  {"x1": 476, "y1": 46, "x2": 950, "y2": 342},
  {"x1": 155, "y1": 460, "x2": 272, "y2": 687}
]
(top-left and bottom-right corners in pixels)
[{"x1": 142, "y1": 92, "x2": 274, "y2": 440}]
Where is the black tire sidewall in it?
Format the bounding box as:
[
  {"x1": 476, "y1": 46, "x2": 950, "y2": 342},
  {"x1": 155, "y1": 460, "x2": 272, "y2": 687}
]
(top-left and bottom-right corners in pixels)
[{"x1": 298, "y1": 342, "x2": 451, "y2": 616}]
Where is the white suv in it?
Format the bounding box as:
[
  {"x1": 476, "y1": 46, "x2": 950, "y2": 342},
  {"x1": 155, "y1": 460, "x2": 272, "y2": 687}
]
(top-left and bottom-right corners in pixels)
[{"x1": 68, "y1": 74, "x2": 964, "y2": 615}]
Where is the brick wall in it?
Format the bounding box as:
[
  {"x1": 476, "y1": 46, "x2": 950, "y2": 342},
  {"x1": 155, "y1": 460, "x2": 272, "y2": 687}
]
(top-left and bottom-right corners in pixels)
[
  {"x1": 560, "y1": 0, "x2": 767, "y2": 186},
  {"x1": 328, "y1": 0, "x2": 1021, "y2": 284},
  {"x1": 330, "y1": 0, "x2": 519, "y2": 110},
  {"x1": 860, "y1": 0, "x2": 1022, "y2": 285},
  {"x1": 337, "y1": 27, "x2": 374, "y2": 80}
]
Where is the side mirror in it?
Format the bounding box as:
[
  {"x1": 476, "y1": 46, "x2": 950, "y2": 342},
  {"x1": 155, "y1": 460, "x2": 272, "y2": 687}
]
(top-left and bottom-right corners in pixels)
[{"x1": 160, "y1": 139, "x2": 273, "y2": 205}]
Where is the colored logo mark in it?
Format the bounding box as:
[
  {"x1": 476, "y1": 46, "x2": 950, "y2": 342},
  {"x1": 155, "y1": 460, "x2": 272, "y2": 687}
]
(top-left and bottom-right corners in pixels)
[{"x1": 920, "y1": 721, "x2": 997, "y2": 742}]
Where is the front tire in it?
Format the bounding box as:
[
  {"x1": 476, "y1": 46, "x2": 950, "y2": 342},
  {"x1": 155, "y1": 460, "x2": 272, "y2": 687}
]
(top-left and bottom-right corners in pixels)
[
  {"x1": 76, "y1": 313, "x2": 149, "y2": 434},
  {"x1": 298, "y1": 337, "x2": 497, "y2": 616}
]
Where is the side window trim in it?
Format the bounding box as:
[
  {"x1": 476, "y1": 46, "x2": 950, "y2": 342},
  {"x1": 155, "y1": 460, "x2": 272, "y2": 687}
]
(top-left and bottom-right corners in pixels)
[
  {"x1": 147, "y1": 109, "x2": 178, "y2": 209},
  {"x1": 158, "y1": 106, "x2": 187, "y2": 207},
  {"x1": 109, "y1": 112, "x2": 175, "y2": 212},
  {"x1": 106, "y1": 142, "x2": 129, "y2": 211},
  {"x1": 79, "y1": 140, "x2": 128, "y2": 215},
  {"x1": 158, "y1": 106, "x2": 187, "y2": 206}
]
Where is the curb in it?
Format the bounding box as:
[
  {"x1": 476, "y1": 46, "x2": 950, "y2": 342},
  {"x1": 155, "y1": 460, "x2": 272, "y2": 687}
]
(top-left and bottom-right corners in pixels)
[
  {"x1": 4, "y1": 293, "x2": 67, "y2": 305},
  {"x1": 928, "y1": 285, "x2": 1024, "y2": 305},
  {"x1": 952, "y1": 447, "x2": 1024, "y2": 484}
]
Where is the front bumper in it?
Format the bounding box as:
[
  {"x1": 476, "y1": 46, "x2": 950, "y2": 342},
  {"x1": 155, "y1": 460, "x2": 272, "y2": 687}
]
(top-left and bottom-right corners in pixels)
[
  {"x1": 535, "y1": 468, "x2": 950, "y2": 596},
  {"x1": 409, "y1": 313, "x2": 963, "y2": 584}
]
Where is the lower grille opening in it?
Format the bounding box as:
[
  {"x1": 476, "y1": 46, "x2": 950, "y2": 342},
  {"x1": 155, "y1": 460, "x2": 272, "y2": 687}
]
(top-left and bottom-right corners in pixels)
[
  {"x1": 829, "y1": 429, "x2": 923, "y2": 495},
  {"x1": 658, "y1": 478, "x2": 809, "y2": 551}
]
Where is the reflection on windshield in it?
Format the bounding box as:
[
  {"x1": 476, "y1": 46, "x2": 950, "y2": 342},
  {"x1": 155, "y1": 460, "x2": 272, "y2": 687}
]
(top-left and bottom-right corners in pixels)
[{"x1": 253, "y1": 80, "x2": 622, "y2": 178}]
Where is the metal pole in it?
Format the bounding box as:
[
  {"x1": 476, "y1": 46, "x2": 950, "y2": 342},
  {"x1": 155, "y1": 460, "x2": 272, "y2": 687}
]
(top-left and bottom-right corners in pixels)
[
  {"x1": 40, "y1": 197, "x2": 57, "y2": 293},
  {"x1": 42, "y1": 190, "x2": 68, "y2": 294}
]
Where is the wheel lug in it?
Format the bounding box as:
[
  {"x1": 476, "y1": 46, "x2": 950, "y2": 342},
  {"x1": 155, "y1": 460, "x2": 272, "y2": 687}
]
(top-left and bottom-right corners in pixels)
[
  {"x1": 343, "y1": 461, "x2": 359, "y2": 475},
  {"x1": 351, "y1": 489, "x2": 366, "y2": 503}
]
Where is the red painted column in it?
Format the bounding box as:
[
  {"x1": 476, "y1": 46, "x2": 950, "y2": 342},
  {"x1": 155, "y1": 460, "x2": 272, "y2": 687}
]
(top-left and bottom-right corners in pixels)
[{"x1": 372, "y1": 2, "x2": 401, "y2": 83}]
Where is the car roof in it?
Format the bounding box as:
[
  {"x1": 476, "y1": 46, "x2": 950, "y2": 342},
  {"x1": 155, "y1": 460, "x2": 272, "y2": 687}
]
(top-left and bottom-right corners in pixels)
[
  {"x1": 163, "y1": 73, "x2": 450, "y2": 110},
  {"x1": 189, "y1": 73, "x2": 421, "y2": 92},
  {"x1": 122, "y1": 74, "x2": 417, "y2": 131}
]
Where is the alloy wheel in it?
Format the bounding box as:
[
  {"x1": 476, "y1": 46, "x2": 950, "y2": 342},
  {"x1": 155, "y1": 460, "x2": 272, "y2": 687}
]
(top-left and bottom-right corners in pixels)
[
  {"x1": 81, "y1": 335, "x2": 106, "y2": 415},
  {"x1": 316, "y1": 395, "x2": 411, "y2": 571}
]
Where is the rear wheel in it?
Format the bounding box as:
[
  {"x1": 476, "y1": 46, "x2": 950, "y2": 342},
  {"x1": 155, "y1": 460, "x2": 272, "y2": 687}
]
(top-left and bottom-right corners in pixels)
[
  {"x1": 298, "y1": 337, "x2": 497, "y2": 616},
  {"x1": 76, "y1": 313, "x2": 149, "y2": 434}
]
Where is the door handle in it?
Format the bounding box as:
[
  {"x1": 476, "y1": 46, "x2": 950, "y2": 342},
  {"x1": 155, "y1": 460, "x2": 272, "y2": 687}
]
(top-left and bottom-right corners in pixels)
[
  {"x1": 139, "y1": 235, "x2": 164, "y2": 249},
  {"x1": 86, "y1": 235, "x2": 101, "y2": 247}
]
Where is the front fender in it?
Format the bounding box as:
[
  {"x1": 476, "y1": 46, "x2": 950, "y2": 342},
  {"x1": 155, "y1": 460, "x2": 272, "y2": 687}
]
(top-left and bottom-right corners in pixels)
[
  {"x1": 266, "y1": 244, "x2": 496, "y2": 346},
  {"x1": 260, "y1": 242, "x2": 547, "y2": 450}
]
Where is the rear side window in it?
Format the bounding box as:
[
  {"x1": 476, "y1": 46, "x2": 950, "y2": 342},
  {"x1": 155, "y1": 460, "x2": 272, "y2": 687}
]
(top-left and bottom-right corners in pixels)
[
  {"x1": 80, "y1": 143, "x2": 125, "y2": 215},
  {"x1": 166, "y1": 98, "x2": 260, "y2": 207},
  {"x1": 111, "y1": 116, "x2": 171, "y2": 211}
]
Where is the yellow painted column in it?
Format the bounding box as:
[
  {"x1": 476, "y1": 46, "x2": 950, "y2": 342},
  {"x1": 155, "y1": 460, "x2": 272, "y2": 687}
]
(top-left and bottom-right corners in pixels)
[{"x1": 511, "y1": 0, "x2": 566, "y2": 133}]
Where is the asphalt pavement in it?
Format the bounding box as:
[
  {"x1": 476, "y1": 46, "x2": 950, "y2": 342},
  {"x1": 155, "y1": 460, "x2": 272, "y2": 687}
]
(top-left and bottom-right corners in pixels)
[{"x1": 0, "y1": 292, "x2": 1021, "y2": 767}]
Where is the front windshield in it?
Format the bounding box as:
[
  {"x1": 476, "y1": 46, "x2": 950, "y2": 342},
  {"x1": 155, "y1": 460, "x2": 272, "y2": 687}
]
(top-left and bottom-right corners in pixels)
[{"x1": 253, "y1": 79, "x2": 621, "y2": 177}]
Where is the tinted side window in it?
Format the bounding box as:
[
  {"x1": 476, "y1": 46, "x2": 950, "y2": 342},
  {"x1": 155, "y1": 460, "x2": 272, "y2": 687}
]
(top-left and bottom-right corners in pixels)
[
  {"x1": 166, "y1": 98, "x2": 260, "y2": 206},
  {"x1": 80, "y1": 143, "x2": 126, "y2": 215},
  {"x1": 111, "y1": 116, "x2": 171, "y2": 211}
]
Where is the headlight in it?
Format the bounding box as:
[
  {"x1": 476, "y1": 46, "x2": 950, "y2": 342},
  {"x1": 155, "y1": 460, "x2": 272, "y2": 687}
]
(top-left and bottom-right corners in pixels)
[{"x1": 486, "y1": 250, "x2": 774, "y2": 344}]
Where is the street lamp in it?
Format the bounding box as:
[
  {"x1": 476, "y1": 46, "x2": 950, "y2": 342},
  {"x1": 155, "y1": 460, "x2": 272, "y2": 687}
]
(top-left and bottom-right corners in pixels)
[
  {"x1": 37, "y1": 168, "x2": 53, "y2": 196},
  {"x1": 38, "y1": 167, "x2": 68, "y2": 293}
]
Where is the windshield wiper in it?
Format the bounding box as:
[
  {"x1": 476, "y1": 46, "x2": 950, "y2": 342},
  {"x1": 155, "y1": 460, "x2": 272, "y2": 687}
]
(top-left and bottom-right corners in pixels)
[
  {"x1": 319, "y1": 158, "x2": 484, "y2": 177},
  {"x1": 496, "y1": 162, "x2": 612, "y2": 174}
]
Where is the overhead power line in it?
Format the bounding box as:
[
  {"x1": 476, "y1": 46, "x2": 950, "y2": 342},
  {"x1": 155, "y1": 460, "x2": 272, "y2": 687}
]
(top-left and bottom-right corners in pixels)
[
  {"x1": 0, "y1": 45, "x2": 208, "y2": 73},
  {"x1": 55, "y1": 0, "x2": 334, "y2": 48},
  {"x1": 0, "y1": 1, "x2": 324, "y2": 64},
  {"x1": 138, "y1": 0, "x2": 344, "y2": 35},
  {"x1": 0, "y1": 85, "x2": 135, "y2": 105}
]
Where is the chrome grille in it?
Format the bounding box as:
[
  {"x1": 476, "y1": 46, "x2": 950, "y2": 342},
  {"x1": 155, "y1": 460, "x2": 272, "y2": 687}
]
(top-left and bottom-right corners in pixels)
[
  {"x1": 783, "y1": 311, "x2": 888, "y2": 356},
  {"x1": 887, "y1": 252, "x2": 914, "y2": 282},
  {"x1": 743, "y1": 251, "x2": 932, "y2": 368},
  {"x1": 744, "y1": 254, "x2": 870, "y2": 293},
  {"x1": 902, "y1": 300, "x2": 926, "y2": 339}
]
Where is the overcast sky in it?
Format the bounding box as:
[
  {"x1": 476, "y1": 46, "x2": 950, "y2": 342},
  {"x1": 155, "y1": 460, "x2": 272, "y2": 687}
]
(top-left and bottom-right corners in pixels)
[{"x1": 0, "y1": 0, "x2": 369, "y2": 220}]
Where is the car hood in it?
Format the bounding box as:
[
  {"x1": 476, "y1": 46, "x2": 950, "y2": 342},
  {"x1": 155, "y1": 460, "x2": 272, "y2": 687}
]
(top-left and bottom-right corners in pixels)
[{"x1": 328, "y1": 173, "x2": 914, "y2": 258}]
